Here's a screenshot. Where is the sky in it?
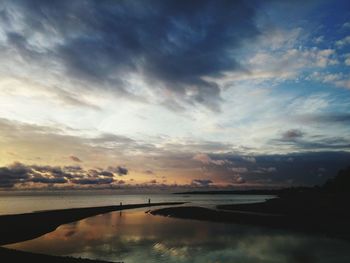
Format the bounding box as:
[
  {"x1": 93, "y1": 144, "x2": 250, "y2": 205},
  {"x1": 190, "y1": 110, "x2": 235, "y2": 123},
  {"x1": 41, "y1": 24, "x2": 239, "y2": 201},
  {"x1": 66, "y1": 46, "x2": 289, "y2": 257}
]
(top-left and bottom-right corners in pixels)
[{"x1": 0, "y1": 0, "x2": 350, "y2": 191}]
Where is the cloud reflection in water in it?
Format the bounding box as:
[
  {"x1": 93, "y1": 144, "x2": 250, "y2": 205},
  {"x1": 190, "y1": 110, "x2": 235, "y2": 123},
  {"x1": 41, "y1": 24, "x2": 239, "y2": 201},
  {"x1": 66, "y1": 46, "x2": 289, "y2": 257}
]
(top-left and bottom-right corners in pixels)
[{"x1": 6, "y1": 209, "x2": 350, "y2": 263}]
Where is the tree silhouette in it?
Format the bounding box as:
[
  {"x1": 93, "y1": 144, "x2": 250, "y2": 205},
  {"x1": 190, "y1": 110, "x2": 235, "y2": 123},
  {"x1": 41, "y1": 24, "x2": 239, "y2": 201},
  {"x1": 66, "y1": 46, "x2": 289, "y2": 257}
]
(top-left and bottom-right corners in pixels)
[{"x1": 323, "y1": 167, "x2": 350, "y2": 193}]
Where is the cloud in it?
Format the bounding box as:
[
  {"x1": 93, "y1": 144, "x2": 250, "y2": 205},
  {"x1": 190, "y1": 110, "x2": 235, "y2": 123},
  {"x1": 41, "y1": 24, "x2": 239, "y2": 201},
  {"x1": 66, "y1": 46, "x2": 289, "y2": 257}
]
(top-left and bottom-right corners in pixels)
[
  {"x1": 90, "y1": 133, "x2": 135, "y2": 145},
  {"x1": 191, "y1": 179, "x2": 213, "y2": 187},
  {"x1": 97, "y1": 171, "x2": 114, "y2": 177},
  {"x1": 108, "y1": 166, "x2": 128, "y2": 176},
  {"x1": 296, "y1": 113, "x2": 350, "y2": 124},
  {"x1": 242, "y1": 156, "x2": 256, "y2": 163},
  {"x1": 254, "y1": 167, "x2": 277, "y2": 174},
  {"x1": 311, "y1": 72, "x2": 350, "y2": 89},
  {"x1": 0, "y1": 162, "x2": 130, "y2": 188},
  {"x1": 293, "y1": 138, "x2": 350, "y2": 151},
  {"x1": 212, "y1": 151, "x2": 350, "y2": 186},
  {"x1": 30, "y1": 177, "x2": 68, "y2": 184},
  {"x1": 336, "y1": 36, "x2": 350, "y2": 47},
  {"x1": 69, "y1": 155, "x2": 82, "y2": 162},
  {"x1": 63, "y1": 166, "x2": 83, "y2": 172},
  {"x1": 221, "y1": 24, "x2": 343, "y2": 91},
  {"x1": 281, "y1": 129, "x2": 304, "y2": 140},
  {"x1": 231, "y1": 174, "x2": 246, "y2": 184},
  {"x1": 273, "y1": 129, "x2": 350, "y2": 152},
  {"x1": 71, "y1": 178, "x2": 114, "y2": 185},
  {"x1": 344, "y1": 54, "x2": 350, "y2": 66},
  {"x1": 0, "y1": 117, "x2": 349, "y2": 189},
  {"x1": 231, "y1": 167, "x2": 248, "y2": 173},
  {"x1": 0, "y1": 162, "x2": 30, "y2": 188},
  {"x1": 1, "y1": 151, "x2": 350, "y2": 189},
  {"x1": 0, "y1": 0, "x2": 262, "y2": 111},
  {"x1": 313, "y1": 36, "x2": 324, "y2": 44},
  {"x1": 192, "y1": 153, "x2": 229, "y2": 165},
  {"x1": 245, "y1": 48, "x2": 338, "y2": 80},
  {"x1": 30, "y1": 165, "x2": 74, "y2": 178}
]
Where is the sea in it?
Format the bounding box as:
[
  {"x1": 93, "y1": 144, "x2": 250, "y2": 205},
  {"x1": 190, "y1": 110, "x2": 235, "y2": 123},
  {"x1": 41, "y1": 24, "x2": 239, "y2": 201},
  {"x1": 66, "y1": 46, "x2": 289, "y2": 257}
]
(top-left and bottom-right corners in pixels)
[{"x1": 0, "y1": 192, "x2": 273, "y2": 215}]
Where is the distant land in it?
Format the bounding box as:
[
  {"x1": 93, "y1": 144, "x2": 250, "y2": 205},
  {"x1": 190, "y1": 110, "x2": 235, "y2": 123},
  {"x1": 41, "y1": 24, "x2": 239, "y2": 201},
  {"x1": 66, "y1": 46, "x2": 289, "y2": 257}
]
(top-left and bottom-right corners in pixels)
[{"x1": 173, "y1": 188, "x2": 314, "y2": 195}]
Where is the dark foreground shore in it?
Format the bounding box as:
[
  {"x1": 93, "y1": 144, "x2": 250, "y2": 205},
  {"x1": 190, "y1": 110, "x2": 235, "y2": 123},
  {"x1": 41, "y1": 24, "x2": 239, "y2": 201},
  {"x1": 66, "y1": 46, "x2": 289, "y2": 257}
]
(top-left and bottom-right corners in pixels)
[
  {"x1": 0, "y1": 202, "x2": 183, "y2": 262},
  {"x1": 151, "y1": 196, "x2": 350, "y2": 241},
  {"x1": 0, "y1": 247, "x2": 116, "y2": 263}
]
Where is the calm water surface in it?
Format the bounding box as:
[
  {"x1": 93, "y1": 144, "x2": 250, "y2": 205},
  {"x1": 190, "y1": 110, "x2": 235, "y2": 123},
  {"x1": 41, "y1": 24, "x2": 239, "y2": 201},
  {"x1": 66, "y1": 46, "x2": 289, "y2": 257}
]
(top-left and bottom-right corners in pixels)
[
  {"x1": 6, "y1": 208, "x2": 350, "y2": 263},
  {"x1": 0, "y1": 193, "x2": 273, "y2": 215}
]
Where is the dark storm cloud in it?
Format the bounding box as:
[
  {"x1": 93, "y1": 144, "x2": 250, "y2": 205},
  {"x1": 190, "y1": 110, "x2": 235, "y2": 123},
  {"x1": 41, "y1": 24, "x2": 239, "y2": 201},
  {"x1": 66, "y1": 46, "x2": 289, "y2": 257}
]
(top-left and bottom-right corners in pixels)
[
  {"x1": 30, "y1": 165, "x2": 73, "y2": 178},
  {"x1": 0, "y1": 162, "x2": 128, "y2": 188},
  {"x1": 97, "y1": 171, "x2": 114, "y2": 177},
  {"x1": 219, "y1": 151, "x2": 350, "y2": 186},
  {"x1": 0, "y1": 162, "x2": 30, "y2": 188},
  {"x1": 108, "y1": 166, "x2": 129, "y2": 176},
  {"x1": 117, "y1": 166, "x2": 128, "y2": 176},
  {"x1": 71, "y1": 178, "x2": 114, "y2": 185},
  {"x1": 30, "y1": 176, "x2": 68, "y2": 184},
  {"x1": 2, "y1": 0, "x2": 262, "y2": 110}
]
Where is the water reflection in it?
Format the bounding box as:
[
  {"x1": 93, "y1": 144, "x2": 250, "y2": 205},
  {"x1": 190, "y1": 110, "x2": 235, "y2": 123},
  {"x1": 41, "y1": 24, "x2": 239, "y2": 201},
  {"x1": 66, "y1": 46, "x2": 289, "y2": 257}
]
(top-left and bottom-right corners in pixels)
[{"x1": 6, "y1": 209, "x2": 350, "y2": 263}]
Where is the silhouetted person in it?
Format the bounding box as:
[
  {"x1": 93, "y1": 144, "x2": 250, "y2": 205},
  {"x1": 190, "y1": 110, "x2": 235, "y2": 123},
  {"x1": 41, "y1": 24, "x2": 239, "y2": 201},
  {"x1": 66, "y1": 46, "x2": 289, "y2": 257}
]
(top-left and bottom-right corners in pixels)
[
  {"x1": 120, "y1": 202, "x2": 122, "y2": 206},
  {"x1": 148, "y1": 198, "x2": 151, "y2": 204}
]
